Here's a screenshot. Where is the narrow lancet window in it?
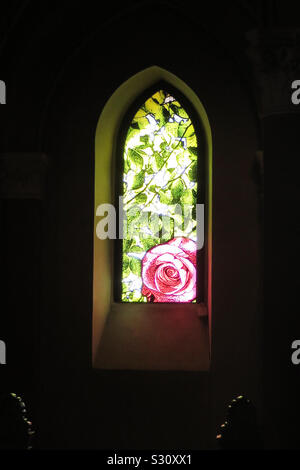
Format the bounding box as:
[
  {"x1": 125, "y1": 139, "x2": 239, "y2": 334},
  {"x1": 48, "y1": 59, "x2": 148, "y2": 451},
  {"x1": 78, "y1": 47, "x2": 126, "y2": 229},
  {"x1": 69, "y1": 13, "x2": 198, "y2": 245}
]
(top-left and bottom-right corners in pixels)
[{"x1": 120, "y1": 89, "x2": 201, "y2": 303}]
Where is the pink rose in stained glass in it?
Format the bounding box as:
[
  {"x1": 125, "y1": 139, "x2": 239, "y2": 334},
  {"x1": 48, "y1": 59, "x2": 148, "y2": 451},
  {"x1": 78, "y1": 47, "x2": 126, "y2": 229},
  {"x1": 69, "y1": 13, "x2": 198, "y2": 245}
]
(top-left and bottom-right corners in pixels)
[{"x1": 141, "y1": 237, "x2": 197, "y2": 302}]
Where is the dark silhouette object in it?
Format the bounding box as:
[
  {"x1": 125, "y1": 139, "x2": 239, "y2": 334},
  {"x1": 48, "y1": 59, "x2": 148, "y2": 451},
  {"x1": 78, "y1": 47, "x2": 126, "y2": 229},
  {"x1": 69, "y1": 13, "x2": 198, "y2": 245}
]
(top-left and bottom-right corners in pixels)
[
  {"x1": 216, "y1": 395, "x2": 262, "y2": 449},
  {"x1": 0, "y1": 392, "x2": 35, "y2": 449}
]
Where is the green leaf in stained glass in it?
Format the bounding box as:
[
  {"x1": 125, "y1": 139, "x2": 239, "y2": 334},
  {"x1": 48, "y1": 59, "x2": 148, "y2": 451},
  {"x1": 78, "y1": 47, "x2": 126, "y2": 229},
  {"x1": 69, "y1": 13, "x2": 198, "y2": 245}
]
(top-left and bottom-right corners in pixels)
[
  {"x1": 135, "y1": 193, "x2": 147, "y2": 204},
  {"x1": 123, "y1": 239, "x2": 133, "y2": 251},
  {"x1": 130, "y1": 245, "x2": 144, "y2": 253},
  {"x1": 140, "y1": 135, "x2": 150, "y2": 145},
  {"x1": 128, "y1": 149, "x2": 144, "y2": 169},
  {"x1": 188, "y1": 147, "x2": 198, "y2": 159},
  {"x1": 181, "y1": 189, "x2": 195, "y2": 205},
  {"x1": 130, "y1": 258, "x2": 141, "y2": 276},
  {"x1": 131, "y1": 170, "x2": 145, "y2": 190},
  {"x1": 171, "y1": 180, "x2": 184, "y2": 202},
  {"x1": 188, "y1": 162, "x2": 197, "y2": 182},
  {"x1": 141, "y1": 237, "x2": 160, "y2": 251},
  {"x1": 159, "y1": 190, "x2": 173, "y2": 205},
  {"x1": 154, "y1": 152, "x2": 164, "y2": 169}
]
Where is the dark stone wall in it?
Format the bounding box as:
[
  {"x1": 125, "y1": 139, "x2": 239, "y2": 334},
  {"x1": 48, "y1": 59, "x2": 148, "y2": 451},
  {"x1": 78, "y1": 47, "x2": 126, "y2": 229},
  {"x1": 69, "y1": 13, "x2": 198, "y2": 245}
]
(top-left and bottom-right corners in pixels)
[{"x1": 0, "y1": 0, "x2": 299, "y2": 450}]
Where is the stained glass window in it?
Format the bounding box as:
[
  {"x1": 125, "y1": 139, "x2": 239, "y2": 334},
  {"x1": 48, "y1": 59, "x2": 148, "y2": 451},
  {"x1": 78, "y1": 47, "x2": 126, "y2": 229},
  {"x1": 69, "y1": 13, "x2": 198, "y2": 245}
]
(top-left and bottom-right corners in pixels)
[{"x1": 121, "y1": 89, "x2": 200, "y2": 303}]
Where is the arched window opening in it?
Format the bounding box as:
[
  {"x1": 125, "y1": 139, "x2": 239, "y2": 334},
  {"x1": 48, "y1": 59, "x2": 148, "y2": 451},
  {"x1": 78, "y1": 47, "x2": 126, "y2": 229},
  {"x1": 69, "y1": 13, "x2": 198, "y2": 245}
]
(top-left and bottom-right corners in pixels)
[
  {"x1": 115, "y1": 84, "x2": 205, "y2": 304},
  {"x1": 93, "y1": 67, "x2": 212, "y2": 369}
]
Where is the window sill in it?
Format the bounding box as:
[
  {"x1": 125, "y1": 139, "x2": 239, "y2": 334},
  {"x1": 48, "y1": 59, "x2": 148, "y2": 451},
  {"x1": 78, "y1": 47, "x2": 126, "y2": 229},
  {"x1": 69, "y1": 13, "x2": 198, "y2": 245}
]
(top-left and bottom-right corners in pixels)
[{"x1": 94, "y1": 302, "x2": 210, "y2": 371}]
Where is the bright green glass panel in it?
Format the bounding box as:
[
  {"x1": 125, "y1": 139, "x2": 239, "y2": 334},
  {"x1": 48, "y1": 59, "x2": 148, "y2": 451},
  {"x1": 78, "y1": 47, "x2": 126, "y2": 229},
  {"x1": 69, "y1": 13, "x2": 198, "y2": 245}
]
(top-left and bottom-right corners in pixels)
[{"x1": 122, "y1": 90, "x2": 198, "y2": 303}]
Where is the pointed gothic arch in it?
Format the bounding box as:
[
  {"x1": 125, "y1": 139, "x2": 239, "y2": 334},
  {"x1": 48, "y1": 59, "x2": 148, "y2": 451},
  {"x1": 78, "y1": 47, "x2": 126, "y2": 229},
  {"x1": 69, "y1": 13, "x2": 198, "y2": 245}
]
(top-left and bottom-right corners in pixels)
[{"x1": 93, "y1": 66, "x2": 212, "y2": 369}]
